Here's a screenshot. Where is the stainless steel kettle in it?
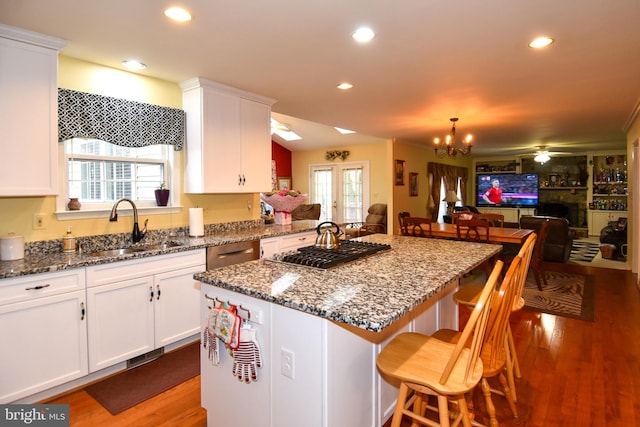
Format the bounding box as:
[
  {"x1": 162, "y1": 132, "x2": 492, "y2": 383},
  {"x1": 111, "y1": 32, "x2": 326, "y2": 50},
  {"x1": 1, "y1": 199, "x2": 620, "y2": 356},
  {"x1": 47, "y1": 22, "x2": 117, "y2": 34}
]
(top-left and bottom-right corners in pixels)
[{"x1": 315, "y1": 221, "x2": 343, "y2": 249}]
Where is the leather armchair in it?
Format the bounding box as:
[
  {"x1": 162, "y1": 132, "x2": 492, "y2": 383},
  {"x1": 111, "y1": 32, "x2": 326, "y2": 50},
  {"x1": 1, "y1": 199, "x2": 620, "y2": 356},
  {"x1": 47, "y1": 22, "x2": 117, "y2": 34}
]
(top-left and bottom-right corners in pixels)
[
  {"x1": 291, "y1": 204, "x2": 321, "y2": 220},
  {"x1": 519, "y1": 215, "x2": 575, "y2": 263},
  {"x1": 345, "y1": 203, "x2": 387, "y2": 238}
]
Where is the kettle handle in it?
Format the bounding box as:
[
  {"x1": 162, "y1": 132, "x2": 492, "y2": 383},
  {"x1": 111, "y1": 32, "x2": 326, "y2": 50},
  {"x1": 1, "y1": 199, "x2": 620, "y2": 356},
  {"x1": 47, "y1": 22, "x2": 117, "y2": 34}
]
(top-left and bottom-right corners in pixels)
[{"x1": 316, "y1": 221, "x2": 342, "y2": 236}]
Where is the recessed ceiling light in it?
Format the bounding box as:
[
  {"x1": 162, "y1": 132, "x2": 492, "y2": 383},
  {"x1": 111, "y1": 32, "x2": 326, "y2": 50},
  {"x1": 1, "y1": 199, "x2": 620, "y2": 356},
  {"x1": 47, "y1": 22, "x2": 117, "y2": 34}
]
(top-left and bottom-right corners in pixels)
[
  {"x1": 528, "y1": 37, "x2": 554, "y2": 49},
  {"x1": 337, "y1": 82, "x2": 353, "y2": 90},
  {"x1": 352, "y1": 27, "x2": 375, "y2": 43},
  {"x1": 122, "y1": 60, "x2": 147, "y2": 70},
  {"x1": 164, "y1": 7, "x2": 192, "y2": 22}
]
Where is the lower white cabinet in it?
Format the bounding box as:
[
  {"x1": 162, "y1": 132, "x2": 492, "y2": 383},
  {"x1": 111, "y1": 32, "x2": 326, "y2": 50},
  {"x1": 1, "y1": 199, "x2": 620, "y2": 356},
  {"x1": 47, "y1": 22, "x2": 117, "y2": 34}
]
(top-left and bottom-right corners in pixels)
[
  {"x1": 477, "y1": 207, "x2": 535, "y2": 223},
  {"x1": 0, "y1": 270, "x2": 87, "y2": 403},
  {"x1": 588, "y1": 211, "x2": 627, "y2": 236},
  {"x1": 260, "y1": 231, "x2": 316, "y2": 259},
  {"x1": 86, "y1": 250, "x2": 205, "y2": 372}
]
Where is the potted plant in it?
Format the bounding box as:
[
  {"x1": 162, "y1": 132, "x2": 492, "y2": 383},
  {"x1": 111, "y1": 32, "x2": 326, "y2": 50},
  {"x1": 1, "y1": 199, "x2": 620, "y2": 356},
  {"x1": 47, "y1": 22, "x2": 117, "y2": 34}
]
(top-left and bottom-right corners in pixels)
[{"x1": 154, "y1": 183, "x2": 170, "y2": 206}]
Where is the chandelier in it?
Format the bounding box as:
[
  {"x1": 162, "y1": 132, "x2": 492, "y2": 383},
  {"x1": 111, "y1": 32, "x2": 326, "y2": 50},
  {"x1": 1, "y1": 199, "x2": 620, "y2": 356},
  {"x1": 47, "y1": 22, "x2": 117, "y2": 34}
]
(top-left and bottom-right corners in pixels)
[{"x1": 433, "y1": 117, "x2": 473, "y2": 158}]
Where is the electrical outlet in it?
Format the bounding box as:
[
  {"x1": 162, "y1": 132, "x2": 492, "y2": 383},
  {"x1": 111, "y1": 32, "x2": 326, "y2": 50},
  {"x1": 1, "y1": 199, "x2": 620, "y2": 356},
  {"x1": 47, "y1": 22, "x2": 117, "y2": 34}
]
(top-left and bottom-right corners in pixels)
[
  {"x1": 33, "y1": 213, "x2": 46, "y2": 230},
  {"x1": 281, "y1": 348, "x2": 295, "y2": 379}
]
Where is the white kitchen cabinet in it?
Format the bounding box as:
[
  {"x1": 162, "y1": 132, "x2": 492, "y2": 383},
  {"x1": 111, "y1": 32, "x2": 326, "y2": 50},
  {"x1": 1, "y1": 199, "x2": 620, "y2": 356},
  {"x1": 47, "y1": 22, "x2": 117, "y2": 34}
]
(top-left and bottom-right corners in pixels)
[
  {"x1": 86, "y1": 250, "x2": 205, "y2": 372},
  {"x1": 260, "y1": 230, "x2": 316, "y2": 258},
  {"x1": 588, "y1": 211, "x2": 627, "y2": 236},
  {"x1": 180, "y1": 77, "x2": 277, "y2": 193},
  {"x1": 0, "y1": 24, "x2": 66, "y2": 196},
  {"x1": 0, "y1": 269, "x2": 87, "y2": 403}
]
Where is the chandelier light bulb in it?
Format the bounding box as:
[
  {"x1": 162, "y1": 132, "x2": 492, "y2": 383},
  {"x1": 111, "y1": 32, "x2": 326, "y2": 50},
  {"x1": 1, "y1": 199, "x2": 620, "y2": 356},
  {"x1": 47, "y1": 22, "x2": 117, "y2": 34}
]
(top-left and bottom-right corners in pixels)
[{"x1": 433, "y1": 118, "x2": 473, "y2": 159}]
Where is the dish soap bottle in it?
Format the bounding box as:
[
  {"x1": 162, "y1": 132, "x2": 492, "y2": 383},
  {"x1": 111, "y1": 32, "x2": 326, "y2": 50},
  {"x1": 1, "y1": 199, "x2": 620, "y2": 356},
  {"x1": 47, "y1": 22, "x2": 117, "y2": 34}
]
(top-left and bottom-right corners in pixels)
[{"x1": 62, "y1": 226, "x2": 77, "y2": 253}]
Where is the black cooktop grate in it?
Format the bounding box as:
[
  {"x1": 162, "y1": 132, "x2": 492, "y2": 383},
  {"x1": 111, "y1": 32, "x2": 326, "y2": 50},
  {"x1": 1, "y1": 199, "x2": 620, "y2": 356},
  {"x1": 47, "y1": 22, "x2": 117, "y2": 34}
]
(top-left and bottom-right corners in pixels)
[{"x1": 280, "y1": 240, "x2": 391, "y2": 269}]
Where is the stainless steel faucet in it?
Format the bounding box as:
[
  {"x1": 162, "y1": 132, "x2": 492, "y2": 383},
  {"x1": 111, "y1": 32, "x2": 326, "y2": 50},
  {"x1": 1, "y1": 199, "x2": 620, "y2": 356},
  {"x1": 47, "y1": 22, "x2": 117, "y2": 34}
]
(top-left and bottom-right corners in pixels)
[{"x1": 109, "y1": 198, "x2": 148, "y2": 243}]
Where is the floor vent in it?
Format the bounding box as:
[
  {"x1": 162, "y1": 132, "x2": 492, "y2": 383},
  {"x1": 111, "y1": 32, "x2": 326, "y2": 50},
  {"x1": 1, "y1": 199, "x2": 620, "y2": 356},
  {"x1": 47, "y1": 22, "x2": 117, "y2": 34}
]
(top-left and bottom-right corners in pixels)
[{"x1": 126, "y1": 348, "x2": 164, "y2": 370}]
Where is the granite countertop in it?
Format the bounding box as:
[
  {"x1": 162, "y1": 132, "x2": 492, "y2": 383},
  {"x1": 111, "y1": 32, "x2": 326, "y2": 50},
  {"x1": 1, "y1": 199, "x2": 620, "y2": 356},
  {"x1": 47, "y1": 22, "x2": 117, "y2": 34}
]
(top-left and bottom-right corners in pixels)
[
  {"x1": 0, "y1": 220, "x2": 321, "y2": 280},
  {"x1": 195, "y1": 234, "x2": 502, "y2": 332}
]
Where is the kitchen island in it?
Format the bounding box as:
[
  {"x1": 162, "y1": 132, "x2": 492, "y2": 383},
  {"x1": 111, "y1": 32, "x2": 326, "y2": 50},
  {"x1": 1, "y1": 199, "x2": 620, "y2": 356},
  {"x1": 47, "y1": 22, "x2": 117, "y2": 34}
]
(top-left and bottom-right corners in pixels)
[{"x1": 195, "y1": 234, "x2": 502, "y2": 427}]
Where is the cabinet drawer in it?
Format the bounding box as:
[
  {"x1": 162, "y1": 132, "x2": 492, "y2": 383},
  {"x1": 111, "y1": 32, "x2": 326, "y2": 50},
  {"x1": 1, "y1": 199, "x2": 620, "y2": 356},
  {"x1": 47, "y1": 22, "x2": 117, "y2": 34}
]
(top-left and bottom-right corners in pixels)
[
  {"x1": 87, "y1": 249, "x2": 205, "y2": 288},
  {"x1": 280, "y1": 231, "x2": 316, "y2": 251},
  {"x1": 0, "y1": 269, "x2": 85, "y2": 306}
]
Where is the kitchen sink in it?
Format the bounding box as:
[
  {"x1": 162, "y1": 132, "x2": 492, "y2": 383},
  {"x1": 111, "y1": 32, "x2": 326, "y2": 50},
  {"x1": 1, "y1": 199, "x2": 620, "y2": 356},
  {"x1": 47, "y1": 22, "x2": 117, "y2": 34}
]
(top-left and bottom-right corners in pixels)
[
  {"x1": 144, "y1": 242, "x2": 184, "y2": 251},
  {"x1": 87, "y1": 248, "x2": 147, "y2": 257},
  {"x1": 86, "y1": 241, "x2": 185, "y2": 257}
]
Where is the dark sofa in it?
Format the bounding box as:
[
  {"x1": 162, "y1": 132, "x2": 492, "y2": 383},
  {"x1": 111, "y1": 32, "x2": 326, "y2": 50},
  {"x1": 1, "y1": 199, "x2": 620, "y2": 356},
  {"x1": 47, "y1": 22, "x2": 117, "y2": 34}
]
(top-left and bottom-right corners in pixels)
[{"x1": 520, "y1": 215, "x2": 575, "y2": 263}]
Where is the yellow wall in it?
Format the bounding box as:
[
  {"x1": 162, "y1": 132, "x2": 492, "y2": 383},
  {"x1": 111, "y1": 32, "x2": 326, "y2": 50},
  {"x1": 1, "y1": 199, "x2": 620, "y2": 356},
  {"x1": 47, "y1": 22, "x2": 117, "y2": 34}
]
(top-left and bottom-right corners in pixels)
[
  {"x1": 291, "y1": 141, "x2": 390, "y2": 205},
  {"x1": 625, "y1": 108, "x2": 639, "y2": 271},
  {"x1": 391, "y1": 139, "x2": 472, "y2": 234},
  {"x1": 0, "y1": 56, "x2": 260, "y2": 242}
]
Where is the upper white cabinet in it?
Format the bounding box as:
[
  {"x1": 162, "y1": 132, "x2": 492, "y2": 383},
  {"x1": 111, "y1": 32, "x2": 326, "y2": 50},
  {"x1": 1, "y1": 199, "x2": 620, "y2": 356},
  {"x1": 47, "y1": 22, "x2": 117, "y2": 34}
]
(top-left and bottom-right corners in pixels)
[
  {"x1": 0, "y1": 24, "x2": 66, "y2": 196},
  {"x1": 180, "y1": 77, "x2": 277, "y2": 193}
]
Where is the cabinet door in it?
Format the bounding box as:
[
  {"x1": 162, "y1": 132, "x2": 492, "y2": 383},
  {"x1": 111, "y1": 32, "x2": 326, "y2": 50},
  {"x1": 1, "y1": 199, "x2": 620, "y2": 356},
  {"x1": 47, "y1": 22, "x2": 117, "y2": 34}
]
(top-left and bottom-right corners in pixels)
[
  {"x1": 239, "y1": 97, "x2": 272, "y2": 193},
  {"x1": 260, "y1": 238, "x2": 280, "y2": 259},
  {"x1": 202, "y1": 89, "x2": 241, "y2": 192},
  {"x1": 0, "y1": 290, "x2": 88, "y2": 402},
  {"x1": 0, "y1": 37, "x2": 59, "y2": 196},
  {"x1": 87, "y1": 276, "x2": 155, "y2": 372},
  {"x1": 154, "y1": 265, "x2": 204, "y2": 347}
]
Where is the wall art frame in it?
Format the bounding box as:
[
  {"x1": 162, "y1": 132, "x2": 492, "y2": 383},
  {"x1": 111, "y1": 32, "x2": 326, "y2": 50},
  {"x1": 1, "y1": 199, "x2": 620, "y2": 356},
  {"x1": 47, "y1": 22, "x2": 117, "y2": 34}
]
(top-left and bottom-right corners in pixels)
[
  {"x1": 278, "y1": 177, "x2": 291, "y2": 190},
  {"x1": 395, "y1": 160, "x2": 406, "y2": 186},
  {"x1": 409, "y1": 172, "x2": 419, "y2": 196}
]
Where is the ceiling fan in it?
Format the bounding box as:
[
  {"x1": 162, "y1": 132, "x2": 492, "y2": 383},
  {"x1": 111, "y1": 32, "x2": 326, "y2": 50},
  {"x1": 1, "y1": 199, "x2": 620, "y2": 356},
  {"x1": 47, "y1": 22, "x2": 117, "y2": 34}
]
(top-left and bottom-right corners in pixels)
[{"x1": 532, "y1": 145, "x2": 571, "y2": 164}]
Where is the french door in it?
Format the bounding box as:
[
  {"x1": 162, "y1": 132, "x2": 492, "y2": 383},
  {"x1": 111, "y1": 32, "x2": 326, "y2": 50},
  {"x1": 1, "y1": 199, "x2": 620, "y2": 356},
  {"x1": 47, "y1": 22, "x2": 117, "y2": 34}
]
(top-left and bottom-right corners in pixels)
[{"x1": 309, "y1": 161, "x2": 370, "y2": 224}]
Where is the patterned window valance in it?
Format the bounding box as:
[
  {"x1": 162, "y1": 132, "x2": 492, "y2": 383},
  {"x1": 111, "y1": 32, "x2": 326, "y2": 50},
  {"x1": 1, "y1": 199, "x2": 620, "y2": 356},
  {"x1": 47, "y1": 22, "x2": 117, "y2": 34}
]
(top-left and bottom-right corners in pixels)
[{"x1": 58, "y1": 88, "x2": 185, "y2": 151}]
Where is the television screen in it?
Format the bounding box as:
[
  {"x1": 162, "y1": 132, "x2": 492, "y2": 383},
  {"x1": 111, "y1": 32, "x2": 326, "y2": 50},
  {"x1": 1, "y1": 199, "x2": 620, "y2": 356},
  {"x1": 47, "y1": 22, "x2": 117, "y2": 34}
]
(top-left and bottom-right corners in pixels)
[{"x1": 476, "y1": 173, "x2": 539, "y2": 208}]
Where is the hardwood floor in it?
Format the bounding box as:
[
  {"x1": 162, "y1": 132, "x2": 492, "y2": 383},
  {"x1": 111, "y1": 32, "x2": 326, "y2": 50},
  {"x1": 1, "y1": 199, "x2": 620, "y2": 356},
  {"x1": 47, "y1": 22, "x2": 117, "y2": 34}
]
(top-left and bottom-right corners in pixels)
[
  {"x1": 45, "y1": 375, "x2": 206, "y2": 427},
  {"x1": 44, "y1": 262, "x2": 638, "y2": 427}
]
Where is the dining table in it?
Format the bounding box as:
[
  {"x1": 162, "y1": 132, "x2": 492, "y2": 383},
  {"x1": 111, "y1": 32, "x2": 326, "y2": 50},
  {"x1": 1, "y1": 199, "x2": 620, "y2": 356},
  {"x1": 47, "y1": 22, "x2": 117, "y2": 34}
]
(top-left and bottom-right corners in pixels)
[{"x1": 424, "y1": 222, "x2": 534, "y2": 245}]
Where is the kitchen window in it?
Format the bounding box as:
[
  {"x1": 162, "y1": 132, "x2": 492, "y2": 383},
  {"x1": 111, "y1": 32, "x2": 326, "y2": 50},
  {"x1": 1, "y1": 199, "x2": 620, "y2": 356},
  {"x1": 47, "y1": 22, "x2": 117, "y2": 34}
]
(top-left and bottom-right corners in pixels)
[{"x1": 56, "y1": 138, "x2": 179, "y2": 217}]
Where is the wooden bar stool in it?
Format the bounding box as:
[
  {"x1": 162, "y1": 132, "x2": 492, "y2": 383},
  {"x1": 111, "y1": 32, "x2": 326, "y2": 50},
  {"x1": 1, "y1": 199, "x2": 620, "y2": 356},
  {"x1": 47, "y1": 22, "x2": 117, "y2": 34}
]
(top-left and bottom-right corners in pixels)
[{"x1": 376, "y1": 261, "x2": 504, "y2": 427}]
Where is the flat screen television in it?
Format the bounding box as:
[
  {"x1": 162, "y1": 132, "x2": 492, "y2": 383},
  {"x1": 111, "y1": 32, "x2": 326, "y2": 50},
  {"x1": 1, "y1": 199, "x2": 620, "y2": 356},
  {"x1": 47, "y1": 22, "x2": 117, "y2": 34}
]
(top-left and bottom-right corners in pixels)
[{"x1": 476, "y1": 173, "x2": 539, "y2": 208}]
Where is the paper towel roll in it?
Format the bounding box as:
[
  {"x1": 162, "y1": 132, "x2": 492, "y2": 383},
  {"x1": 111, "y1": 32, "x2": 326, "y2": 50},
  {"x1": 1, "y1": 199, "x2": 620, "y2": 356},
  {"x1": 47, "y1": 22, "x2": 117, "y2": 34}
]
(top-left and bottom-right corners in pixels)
[{"x1": 189, "y1": 208, "x2": 204, "y2": 237}]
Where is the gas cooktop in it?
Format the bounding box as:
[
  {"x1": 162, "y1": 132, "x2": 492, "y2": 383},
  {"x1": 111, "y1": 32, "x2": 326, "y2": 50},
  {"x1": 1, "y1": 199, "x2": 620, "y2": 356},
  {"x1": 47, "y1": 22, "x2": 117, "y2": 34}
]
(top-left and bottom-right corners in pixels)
[{"x1": 275, "y1": 240, "x2": 392, "y2": 269}]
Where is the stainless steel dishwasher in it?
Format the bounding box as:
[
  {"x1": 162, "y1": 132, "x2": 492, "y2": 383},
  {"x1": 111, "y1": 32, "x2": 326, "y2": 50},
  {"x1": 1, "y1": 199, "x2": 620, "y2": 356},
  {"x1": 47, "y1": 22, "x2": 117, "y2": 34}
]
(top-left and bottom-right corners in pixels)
[{"x1": 206, "y1": 240, "x2": 260, "y2": 269}]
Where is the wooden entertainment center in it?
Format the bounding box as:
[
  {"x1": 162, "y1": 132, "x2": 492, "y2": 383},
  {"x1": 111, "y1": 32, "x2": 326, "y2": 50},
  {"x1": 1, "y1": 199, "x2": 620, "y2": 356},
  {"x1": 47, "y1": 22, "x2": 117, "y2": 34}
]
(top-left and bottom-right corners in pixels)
[{"x1": 473, "y1": 151, "x2": 627, "y2": 236}]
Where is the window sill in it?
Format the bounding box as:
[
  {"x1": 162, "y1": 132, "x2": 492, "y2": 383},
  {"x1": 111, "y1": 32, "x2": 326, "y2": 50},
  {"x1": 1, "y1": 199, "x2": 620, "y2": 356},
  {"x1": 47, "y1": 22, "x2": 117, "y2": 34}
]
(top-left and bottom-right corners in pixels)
[{"x1": 55, "y1": 205, "x2": 182, "y2": 221}]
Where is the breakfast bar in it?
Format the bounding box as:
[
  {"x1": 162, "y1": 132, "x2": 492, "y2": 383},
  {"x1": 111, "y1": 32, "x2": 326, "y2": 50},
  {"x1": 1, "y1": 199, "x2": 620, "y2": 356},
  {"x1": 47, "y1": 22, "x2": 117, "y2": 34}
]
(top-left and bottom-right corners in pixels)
[{"x1": 195, "y1": 234, "x2": 502, "y2": 427}]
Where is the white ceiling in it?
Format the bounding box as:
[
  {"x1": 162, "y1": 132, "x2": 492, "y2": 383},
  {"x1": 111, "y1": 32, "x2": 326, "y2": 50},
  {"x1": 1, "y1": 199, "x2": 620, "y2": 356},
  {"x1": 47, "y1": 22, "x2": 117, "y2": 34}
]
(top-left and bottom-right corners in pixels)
[{"x1": 1, "y1": 0, "x2": 639, "y2": 156}]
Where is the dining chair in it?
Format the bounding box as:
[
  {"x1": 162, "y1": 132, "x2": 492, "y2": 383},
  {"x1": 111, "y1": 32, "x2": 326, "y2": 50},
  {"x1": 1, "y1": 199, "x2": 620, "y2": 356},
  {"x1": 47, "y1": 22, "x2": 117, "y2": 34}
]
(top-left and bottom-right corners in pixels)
[
  {"x1": 451, "y1": 211, "x2": 477, "y2": 225},
  {"x1": 403, "y1": 217, "x2": 433, "y2": 237},
  {"x1": 456, "y1": 217, "x2": 490, "y2": 242},
  {"x1": 398, "y1": 211, "x2": 411, "y2": 235},
  {"x1": 528, "y1": 219, "x2": 549, "y2": 291},
  {"x1": 432, "y1": 255, "x2": 523, "y2": 427},
  {"x1": 476, "y1": 213, "x2": 505, "y2": 228},
  {"x1": 452, "y1": 232, "x2": 537, "y2": 403},
  {"x1": 376, "y1": 261, "x2": 504, "y2": 427}
]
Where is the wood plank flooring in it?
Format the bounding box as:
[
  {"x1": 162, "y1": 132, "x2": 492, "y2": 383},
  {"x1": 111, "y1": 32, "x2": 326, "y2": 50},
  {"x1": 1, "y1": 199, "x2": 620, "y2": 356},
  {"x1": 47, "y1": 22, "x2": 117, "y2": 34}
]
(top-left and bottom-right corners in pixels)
[{"x1": 44, "y1": 261, "x2": 638, "y2": 427}]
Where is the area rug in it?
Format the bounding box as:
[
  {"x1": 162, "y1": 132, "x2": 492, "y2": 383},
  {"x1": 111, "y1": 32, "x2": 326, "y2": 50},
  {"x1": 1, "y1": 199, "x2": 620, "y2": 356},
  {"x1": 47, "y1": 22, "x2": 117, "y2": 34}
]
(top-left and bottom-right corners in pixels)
[
  {"x1": 522, "y1": 271, "x2": 595, "y2": 321},
  {"x1": 86, "y1": 342, "x2": 200, "y2": 415},
  {"x1": 569, "y1": 240, "x2": 600, "y2": 263}
]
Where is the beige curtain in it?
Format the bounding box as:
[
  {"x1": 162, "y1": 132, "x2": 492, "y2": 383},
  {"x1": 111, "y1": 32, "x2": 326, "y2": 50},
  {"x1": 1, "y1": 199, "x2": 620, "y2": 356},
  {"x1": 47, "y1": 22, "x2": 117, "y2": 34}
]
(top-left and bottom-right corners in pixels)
[{"x1": 427, "y1": 163, "x2": 469, "y2": 221}]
